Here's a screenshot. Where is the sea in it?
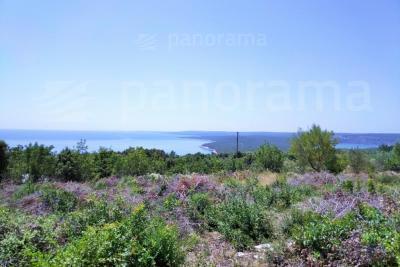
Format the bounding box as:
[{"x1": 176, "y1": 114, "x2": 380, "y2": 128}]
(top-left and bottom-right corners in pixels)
[{"x1": 0, "y1": 130, "x2": 399, "y2": 155}]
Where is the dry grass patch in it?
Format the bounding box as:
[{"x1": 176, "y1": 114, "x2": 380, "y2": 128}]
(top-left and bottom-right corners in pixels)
[{"x1": 258, "y1": 171, "x2": 279, "y2": 186}]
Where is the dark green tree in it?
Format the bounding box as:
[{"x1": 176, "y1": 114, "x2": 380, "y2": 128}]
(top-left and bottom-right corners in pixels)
[
  {"x1": 94, "y1": 147, "x2": 115, "y2": 178},
  {"x1": 56, "y1": 148, "x2": 82, "y2": 181},
  {"x1": 0, "y1": 140, "x2": 8, "y2": 179}
]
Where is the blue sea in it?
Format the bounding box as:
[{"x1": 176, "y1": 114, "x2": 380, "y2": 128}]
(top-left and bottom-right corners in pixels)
[
  {"x1": 0, "y1": 130, "x2": 213, "y2": 155},
  {"x1": 0, "y1": 130, "x2": 399, "y2": 155}
]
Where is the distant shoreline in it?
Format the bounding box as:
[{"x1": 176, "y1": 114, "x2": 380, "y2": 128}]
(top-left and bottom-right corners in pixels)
[
  {"x1": 200, "y1": 144, "x2": 218, "y2": 154},
  {"x1": 1, "y1": 129, "x2": 400, "y2": 155}
]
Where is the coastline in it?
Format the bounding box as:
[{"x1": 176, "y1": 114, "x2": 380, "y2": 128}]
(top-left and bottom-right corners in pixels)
[{"x1": 200, "y1": 143, "x2": 218, "y2": 154}]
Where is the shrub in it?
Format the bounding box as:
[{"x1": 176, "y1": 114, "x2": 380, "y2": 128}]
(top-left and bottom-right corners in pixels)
[
  {"x1": 0, "y1": 208, "x2": 59, "y2": 266},
  {"x1": 59, "y1": 196, "x2": 132, "y2": 241},
  {"x1": 267, "y1": 178, "x2": 315, "y2": 209},
  {"x1": 12, "y1": 181, "x2": 40, "y2": 200},
  {"x1": 359, "y1": 205, "x2": 400, "y2": 265},
  {"x1": 281, "y1": 208, "x2": 312, "y2": 236},
  {"x1": 205, "y1": 195, "x2": 273, "y2": 250},
  {"x1": 254, "y1": 144, "x2": 284, "y2": 172},
  {"x1": 40, "y1": 186, "x2": 78, "y2": 213},
  {"x1": 341, "y1": 180, "x2": 354, "y2": 193},
  {"x1": 290, "y1": 125, "x2": 338, "y2": 172},
  {"x1": 326, "y1": 152, "x2": 347, "y2": 174},
  {"x1": 387, "y1": 143, "x2": 400, "y2": 171},
  {"x1": 291, "y1": 204, "x2": 400, "y2": 263},
  {"x1": 117, "y1": 176, "x2": 144, "y2": 194},
  {"x1": 355, "y1": 179, "x2": 362, "y2": 192},
  {"x1": 292, "y1": 212, "x2": 357, "y2": 257},
  {"x1": 377, "y1": 175, "x2": 400, "y2": 185},
  {"x1": 163, "y1": 194, "x2": 181, "y2": 211},
  {"x1": 367, "y1": 179, "x2": 376, "y2": 194},
  {"x1": 188, "y1": 192, "x2": 212, "y2": 221},
  {"x1": 0, "y1": 207, "x2": 15, "y2": 240},
  {"x1": 36, "y1": 205, "x2": 184, "y2": 267}
]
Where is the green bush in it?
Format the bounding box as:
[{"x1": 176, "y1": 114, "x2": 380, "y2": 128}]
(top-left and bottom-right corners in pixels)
[
  {"x1": 359, "y1": 204, "x2": 400, "y2": 265},
  {"x1": 117, "y1": 176, "x2": 144, "y2": 194},
  {"x1": 387, "y1": 143, "x2": 400, "y2": 171},
  {"x1": 326, "y1": 152, "x2": 347, "y2": 174},
  {"x1": 205, "y1": 195, "x2": 273, "y2": 250},
  {"x1": 377, "y1": 175, "x2": 400, "y2": 185},
  {"x1": 341, "y1": 180, "x2": 354, "y2": 193},
  {"x1": 188, "y1": 192, "x2": 212, "y2": 221},
  {"x1": 163, "y1": 194, "x2": 181, "y2": 211},
  {"x1": 281, "y1": 208, "x2": 312, "y2": 237},
  {"x1": 40, "y1": 186, "x2": 78, "y2": 213},
  {"x1": 367, "y1": 178, "x2": 376, "y2": 194},
  {"x1": 254, "y1": 144, "x2": 284, "y2": 172},
  {"x1": 291, "y1": 204, "x2": 400, "y2": 263},
  {"x1": 12, "y1": 182, "x2": 40, "y2": 200},
  {"x1": 0, "y1": 208, "x2": 59, "y2": 266},
  {"x1": 292, "y1": 212, "x2": 357, "y2": 257},
  {"x1": 267, "y1": 178, "x2": 314, "y2": 209},
  {"x1": 35, "y1": 205, "x2": 184, "y2": 267},
  {"x1": 59, "y1": 196, "x2": 132, "y2": 241},
  {"x1": 348, "y1": 149, "x2": 368, "y2": 173}
]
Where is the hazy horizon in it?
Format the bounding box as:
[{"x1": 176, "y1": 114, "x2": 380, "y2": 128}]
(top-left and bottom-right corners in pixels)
[{"x1": 1, "y1": 128, "x2": 400, "y2": 135}]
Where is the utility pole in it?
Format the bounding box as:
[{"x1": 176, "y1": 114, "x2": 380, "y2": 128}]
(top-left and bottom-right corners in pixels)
[{"x1": 236, "y1": 132, "x2": 239, "y2": 156}]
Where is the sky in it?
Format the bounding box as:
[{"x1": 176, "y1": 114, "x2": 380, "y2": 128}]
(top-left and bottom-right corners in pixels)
[{"x1": 1, "y1": 0, "x2": 399, "y2": 133}]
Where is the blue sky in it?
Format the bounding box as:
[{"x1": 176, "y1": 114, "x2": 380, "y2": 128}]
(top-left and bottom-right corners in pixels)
[{"x1": 1, "y1": 0, "x2": 399, "y2": 133}]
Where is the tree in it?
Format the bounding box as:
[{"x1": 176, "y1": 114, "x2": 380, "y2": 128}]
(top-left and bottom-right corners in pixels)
[
  {"x1": 0, "y1": 140, "x2": 8, "y2": 179},
  {"x1": 24, "y1": 143, "x2": 56, "y2": 181},
  {"x1": 56, "y1": 148, "x2": 82, "y2": 181},
  {"x1": 290, "y1": 125, "x2": 338, "y2": 172},
  {"x1": 348, "y1": 149, "x2": 367, "y2": 173},
  {"x1": 76, "y1": 139, "x2": 88, "y2": 154},
  {"x1": 115, "y1": 148, "x2": 151, "y2": 176},
  {"x1": 95, "y1": 147, "x2": 115, "y2": 178},
  {"x1": 254, "y1": 144, "x2": 284, "y2": 172},
  {"x1": 388, "y1": 143, "x2": 400, "y2": 171}
]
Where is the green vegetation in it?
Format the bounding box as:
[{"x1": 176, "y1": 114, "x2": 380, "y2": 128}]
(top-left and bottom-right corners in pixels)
[
  {"x1": 290, "y1": 125, "x2": 338, "y2": 172},
  {"x1": 0, "y1": 140, "x2": 8, "y2": 181},
  {"x1": 33, "y1": 205, "x2": 184, "y2": 267},
  {"x1": 0, "y1": 125, "x2": 400, "y2": 266},
  {"x1": 254, "y1": 144, "x2": 284, "y2": 172},
  {"x1": 206, "y1": 195, "x2": 273, "y2": 250},
  {"x1": 40, "y1": 186, "x2": 78, "y2": 213},
  {"x1": 348, "y1": 149, "x2": 368, "y2": 173}
]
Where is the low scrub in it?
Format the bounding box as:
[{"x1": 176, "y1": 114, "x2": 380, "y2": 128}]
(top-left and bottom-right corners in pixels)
[
  {"x1": 290, "y1": 204, "x2": 400, "y2": 265},
  {"x1": 33, "y1": 205, "x2": 184, "y2": 267},
  {"x1": 40, "y1": 186, "x2": 78, "y2": 213},
  {"x1": 205, "y1": 195, "x2": 273, "y2": 250}
]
